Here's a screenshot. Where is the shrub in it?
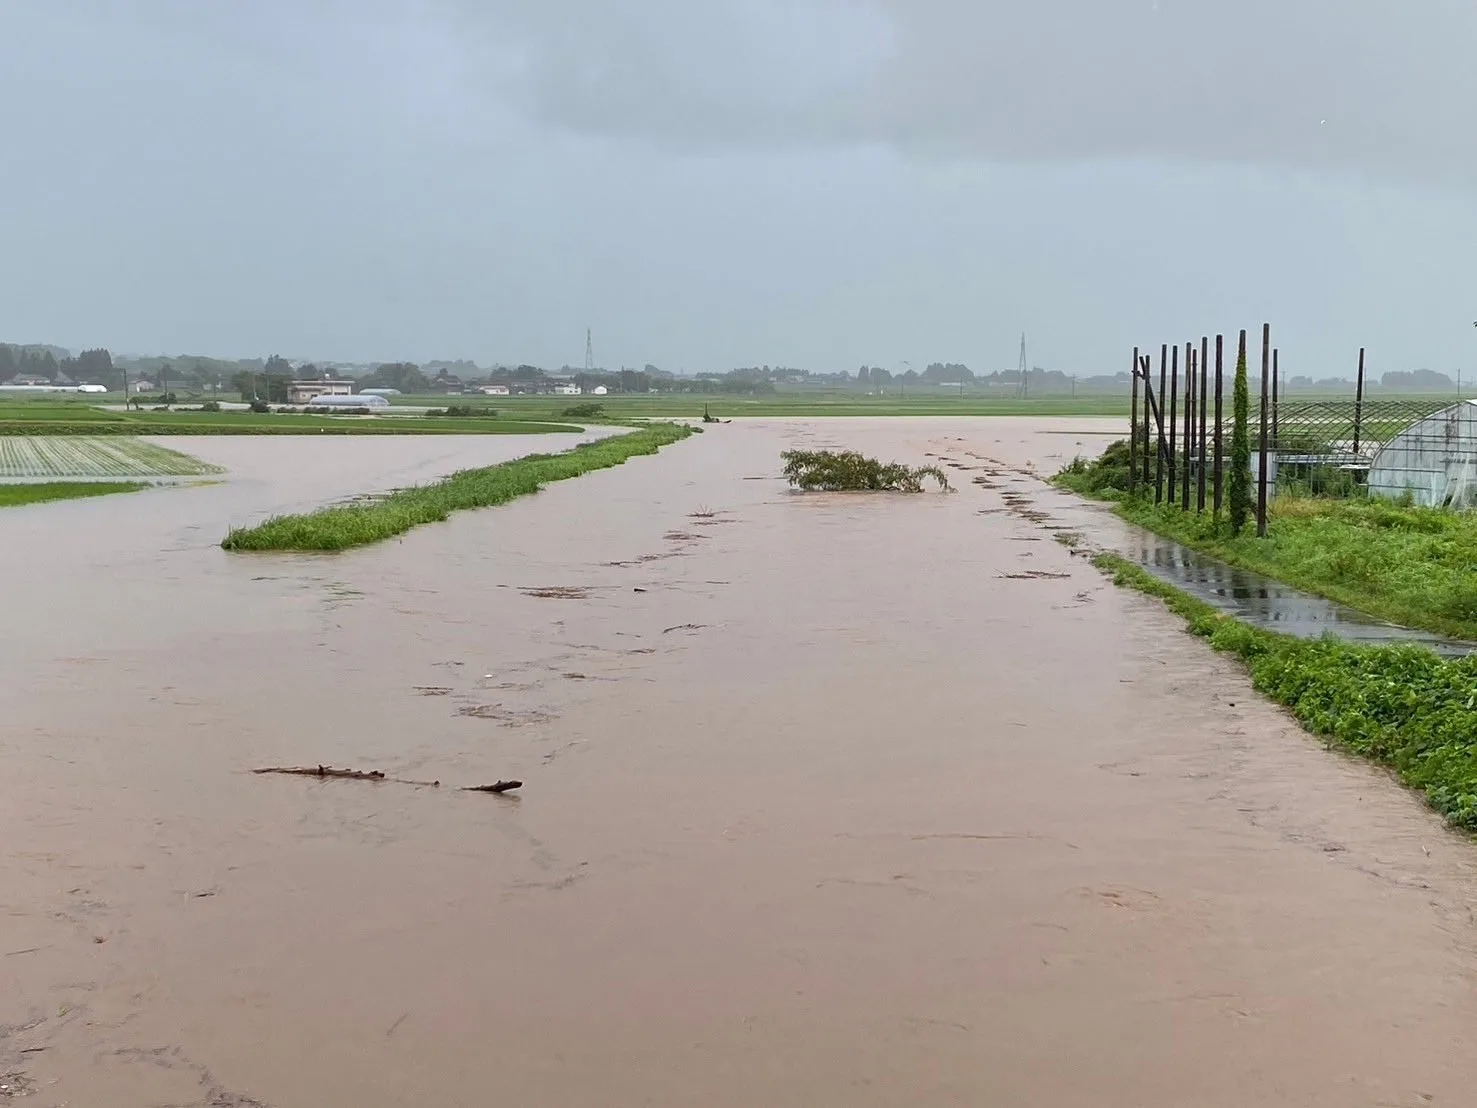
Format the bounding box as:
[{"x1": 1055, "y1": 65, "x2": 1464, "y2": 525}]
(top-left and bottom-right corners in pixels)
[
  {"x1": 780, "y1": 449, "x2": 951, "y2": 492},
  {"x1": 200, "y1": 400, "x2": 222, "y2": 413},
  {"x1": 1055, "y1": 439, "x2": 1133, "y2": 497},
  {"x1": 561, "y1": 403, "x2": 606, "y2": 419},
  {"x1": 430, "y1": 405, "x2": 498, "y2": 418},
  {"x1": 1229, "y1": 332, "x2": 1252, "y2": 533},
  {"x1": 248, "y1": 399, "x2": 271, "y2": 413}
]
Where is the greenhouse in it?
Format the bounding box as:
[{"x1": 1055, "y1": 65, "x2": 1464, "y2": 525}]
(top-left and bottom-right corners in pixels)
[
  {"x1": 1367, "y1": 400, "x2": 1477, "y2": 509},
  {"x1": 305, "y1": 393, "x2": 390, "y2": 410}
]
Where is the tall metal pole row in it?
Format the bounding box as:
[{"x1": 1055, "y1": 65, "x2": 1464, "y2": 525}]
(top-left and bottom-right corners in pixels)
[
  {"x1": 1167, "y1": 344, "x2": 1179, "y2": 505},
  {"x1": 1256, "y1": 323, "x2": 1271, "y2": 538}
]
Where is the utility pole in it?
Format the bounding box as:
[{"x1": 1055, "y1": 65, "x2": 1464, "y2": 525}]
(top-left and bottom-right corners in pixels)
[
  {"x1": 1016, "y1": 333, "x2": 1028, "y2": 399},
  {"x1": 585, "y1": 328, "x2": 594, "y2": 373}
]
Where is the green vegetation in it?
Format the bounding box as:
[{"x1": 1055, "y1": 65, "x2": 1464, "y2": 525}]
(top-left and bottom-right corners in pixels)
[
  {"x1": 0, "y1": 437, "x2": 221, "y2": 478},
  {"x1": 0, "y1": 481, "x2": 147, "y2": 508},
  {"x1": 781, "y1": 450, "x2": 951, "y2": 492},
  {"x1": 389, "y1": 393, "x2": 1135, "y2": 420},
  {"x1": 222, "y1": 424, "x2": 697, "y2": 552},
  {"x1": 0, "y1": 402, "x2": 582, "y2": 436},
  {"x1": 1055, "y1": 445, "x2": 1477, "y2": 641},
  {"x1": 1095, "y1": 553, "x2": 1477, "y2": 829},
  {"x1": 1229, "y1": 335, "x2": 1252, "y2": 531}
]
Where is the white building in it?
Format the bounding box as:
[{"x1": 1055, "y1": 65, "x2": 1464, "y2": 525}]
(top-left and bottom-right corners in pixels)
[
  {"x1": 288, "y1": 379, "x2": 355, "y2": 405},
  {"x1": 585, "y1": 385, "x2": 609, "y2": 396},
  {"x1": 480, "y1": 384, "x2": 511, "y2": 396}
]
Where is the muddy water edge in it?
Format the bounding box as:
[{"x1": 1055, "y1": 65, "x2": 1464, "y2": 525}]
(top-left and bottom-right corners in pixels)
[{"x1": 4, "y1": 419, "x2": 1477, "y2": 1107}]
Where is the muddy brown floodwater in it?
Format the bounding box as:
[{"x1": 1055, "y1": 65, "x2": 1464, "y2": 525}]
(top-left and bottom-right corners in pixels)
[{"x1": 4, "y1": 420, "x2": 1477, "y2": 1107}]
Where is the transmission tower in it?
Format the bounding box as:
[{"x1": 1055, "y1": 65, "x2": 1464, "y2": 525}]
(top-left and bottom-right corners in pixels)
[
  {"x1": 1016, "y1": 333, "x2": 1029, "y2": 399},
  {"x1": 585, "y1": 328, "x2": 594, "y2": 373}
]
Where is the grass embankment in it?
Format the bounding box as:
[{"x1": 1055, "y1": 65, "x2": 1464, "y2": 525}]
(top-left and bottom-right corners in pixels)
[
  {"x1": 1055, "y1": 442, "x2": 1477, "y2": 642},
  {"x1": 1096, "y1": 553, "x2": 1477, "y2": 828},
  {"x1": 222, "y1": 423, "x2": 696, "y2": 552},
  {"x1": 0, "y1": 481, "x2": 148, "y2": 508}
]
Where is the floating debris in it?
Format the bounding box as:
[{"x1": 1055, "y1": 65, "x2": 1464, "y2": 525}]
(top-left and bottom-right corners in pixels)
[{"x1": 462, "y1": 780, "x2": 523, "y2": 794}]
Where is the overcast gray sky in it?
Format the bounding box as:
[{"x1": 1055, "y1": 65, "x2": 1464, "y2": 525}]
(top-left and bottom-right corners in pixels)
[{"x1": 2, "y1": 0, "x2": 1475, "y2": 376}]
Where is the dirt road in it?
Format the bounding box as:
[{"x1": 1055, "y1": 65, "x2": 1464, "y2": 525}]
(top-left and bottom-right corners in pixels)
[{"x1": 3, "y1": 419, "x2": 1474, "y2": 1106}]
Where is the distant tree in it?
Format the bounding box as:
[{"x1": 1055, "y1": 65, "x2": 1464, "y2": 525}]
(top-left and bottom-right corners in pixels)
[
  {"x1": 360, "y1": 362, "x2": 429, "y2": 392},
  {"x1": 922, "y1": 362, "x2": 973, "y2": 384},
  {"x1": 857, "y1": 365, "x2": 871, "y2": 385},
  {"x1": 230, "y1": 370, "x2": 258, "y2": 401},
  {"x1": 0, "y1": 344, "x2": 15, "y2": 378},
  {"x1": 263, "y1": 354, "x2": 293, "y2": 377},
  {"x1": 75, "y1": 348, "x2": 114, "y2": 382},
  {"x1": 1229, "y1": 331, "x2": 1252, "y2": 533},
  {"x1": 262, "y1": 374, "x2": 291, "y2": 403}
]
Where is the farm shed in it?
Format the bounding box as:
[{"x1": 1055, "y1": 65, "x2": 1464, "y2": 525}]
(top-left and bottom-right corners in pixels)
[{"x1": 1367, "y1": 400, "x2": 1477, "y2": 508}]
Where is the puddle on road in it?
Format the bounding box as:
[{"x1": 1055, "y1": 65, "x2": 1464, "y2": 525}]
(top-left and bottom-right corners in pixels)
[{"x1": 1127, "y1": 531, "x2": 1473, "y2": 656}]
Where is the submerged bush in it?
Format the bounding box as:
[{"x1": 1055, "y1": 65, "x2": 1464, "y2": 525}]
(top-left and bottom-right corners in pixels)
[
  {"x1": 1055, "y1": 439, "x2": 1133, "y2": 497},
  {"x1": 780, "y1": 449, "x2": 951, "y2": 492},
  {"x1": 561, "y1": 403, "x2": 606, "y2": 419}
]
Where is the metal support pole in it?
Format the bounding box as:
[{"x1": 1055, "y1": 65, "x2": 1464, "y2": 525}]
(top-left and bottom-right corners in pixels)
[
  {"x1": 1155, "y1": 345, "x2": 1167, "y2": 503},
  {"x1": 1353, "y1": 347, "x2": 1366, "y2": 455},
  {"x1": 1182, "y1": 343, "x2": 1194, "y2": 511},
  {"x1": 1198, "y1": 336, "x2": 1209, "y2": 512},
  {"x1": 1213, "y1": 335, "x2": 1224, "y2": 517},
  {"x1": 1129, "y1": 347, "x2": 1139, "y2": 494},
  {"x1": 1168, "y1": 344, "x2": 1179, "y2": 506},
  {"x1": 1257, "y1": 323, "x2": 1271, "y2": 538}
]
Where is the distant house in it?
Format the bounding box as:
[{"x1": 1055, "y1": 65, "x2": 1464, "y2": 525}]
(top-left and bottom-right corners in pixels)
[
  {"x1": 431, "y1": 373, "x2": 465, "y2": 393},
  {"x1": 7, "y1": 374, "x2": 50, "y2": 386},
  {"x1": 288, "y1": 378, "x2": 355, "y2": 404},
  {"x1": 585, "y1": 385, "x2": 609, "y2": 396},
  {"x1": 551, "y1": 382, "x2": 579, "y2": 396},
  {"x1": 480, "y1": 383, "x2": 511, "y2": 396},
  {"x1": 131, "y1": 379, "x2": 156, "y2": 393}
]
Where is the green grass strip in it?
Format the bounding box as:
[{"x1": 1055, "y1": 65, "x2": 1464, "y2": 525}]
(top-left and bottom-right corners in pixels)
[
  {"x1": 0, "y1": 481, "x2": 148, "y2": 508},
  {"x1": 1094, "y1": 552, "x2": 1477, "y2": 829},
  {"x1": 221, "y1": 423, "x2": 697, "y2": 552}
]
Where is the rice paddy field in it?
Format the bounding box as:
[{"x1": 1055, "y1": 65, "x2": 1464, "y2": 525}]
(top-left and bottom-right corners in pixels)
[{"x1": 0, "y1": 436, "x2": 223, "y2": 479}]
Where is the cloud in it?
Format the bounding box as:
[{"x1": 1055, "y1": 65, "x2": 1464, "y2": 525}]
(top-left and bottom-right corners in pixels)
[{"x1": 442, "y1": 0, "x2": 1477, "y2": 181}]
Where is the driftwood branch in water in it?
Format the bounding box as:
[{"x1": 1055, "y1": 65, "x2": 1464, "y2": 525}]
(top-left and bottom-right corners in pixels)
[
  {"x1": 462, "y1": 780, "x2": 523, "y2": 794},
  {"x1": 254, "y1": 765, "x2": 386, "y2": 780},
  {"x1": 252, "y1": 766, "x2": 443, "y2": 788}
]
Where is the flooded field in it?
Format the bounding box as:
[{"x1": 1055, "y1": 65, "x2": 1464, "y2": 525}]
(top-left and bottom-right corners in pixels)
[{"x1": 5, "y1": 420, "x2": 1477, "y2": 1107}]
